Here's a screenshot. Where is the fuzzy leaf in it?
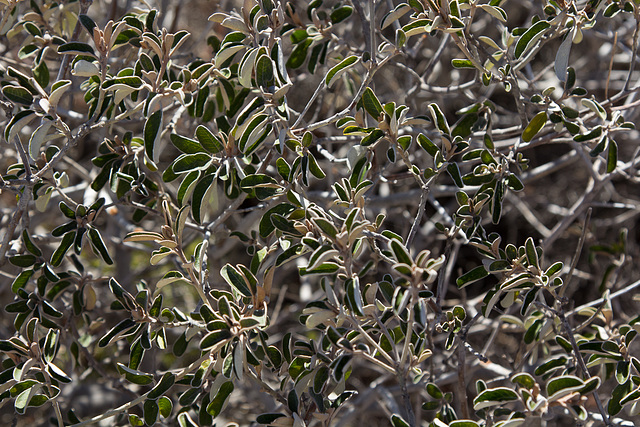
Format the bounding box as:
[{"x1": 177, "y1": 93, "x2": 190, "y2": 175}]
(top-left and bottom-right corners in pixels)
[{"x1": 325, "y1": 55, "x2": 359, "y2": 88}]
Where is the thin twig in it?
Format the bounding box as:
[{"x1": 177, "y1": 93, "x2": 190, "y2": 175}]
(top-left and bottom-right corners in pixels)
[
  {"x1": 543, "y1": 177, "x2": 598, "y2": 252},
  {"x1": 56, "y1": 0, "x2": 94, "y2": 82},
  {"x1": 70, "y1": 352, "x2": 214, "y2": 426},
  {"x1": 558, "y1": 207, "x2": 592, "y2": 299},
  {"x1": 456, "y1": 339, "x2": 469, "y2": 419},
  {"x1": 405, "y1": 186, "x2": 427, "y2": 247},
  {"x1": 301, "y1": 53, "x2": 397, "y2": 132},
  {"x1": 605, "y1": 32, "x2": 618, "y2": 100},
  {"x1": 623, "y1": 19, "x2": 639, "y2": 92},
  {"x1": 567, "y1": 278, "x2": 640, "y2": 317},
  {"x1": 558, "y1": 308, "x2": 612, "y2": 427}
]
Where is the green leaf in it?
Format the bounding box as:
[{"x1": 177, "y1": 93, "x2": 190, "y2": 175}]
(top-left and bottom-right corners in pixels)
[
  {"x1": 173, "y1": 332, "x2": 189, "y2": 356},
  {"x1": 381, "y1": 3, "x2": 411, "y2": 30},
  {"x1": 256, "y1": 413, "x2": 287, "y2": 424},
  {"x1": 452, "y1": 59, "x2": 475, "y2": 69},
  {"x1": 619, "y1": 385, "x2": 640, "y2": 406},
  {"x1": 360, "y1": 129, "x2": 385, "y2": 146},
  {"x1": 33, "y1": 60, "x2": 49, "y2": 88},
  {"x1": 524, "y1": 318, "x2": 542, "y2": 344},
  {"x1": 88, "y1": 227, "x2": 113, "y2": 264},
  {"x1": 18, "y1": 44, "x2": 38, "y2": 59},
  {"x1": 390, "y1": 240, "x2": 412, "y2": 265},
  {"x1": 390, "y1": 414, "x2": 410, "y2": 427},
  {"x1": 546, "y1": 375, "x2": 584, "y2": 401},
  {"x1": 534, "y1": 356, "x2": 569, "y2": 376},
  {"x1": 506, "y1": 174, "x2": 524, "y2": 191},
  {"x1": 522, "y1": 111, "x2": 547, "y2": 142},
  {"x1": 178, "y1": 413, "x2": 198, "y2": 427},
  {"x1": 421, "y1": 401, "x2": 440, "y2": 411},
  {"x1": 345, "y1": 277, "x2": 364, "y2": 316},
  {"x1": 11, "y1": 270, "x2": 34, "y2": 293},
  {"x1": 457, "y1": 266, "x2": 488, "y2": 288},
  {"x1": 5, "y1": 110, "x2": 36, "y2": 143},
  {"x1": 177, "y1": 171, "x2": 200, "y2": 207},
  {"x1": 129, "y1": 338, "x2": 145, "y2": 371},
  {"x1": 51, "y1": 231, "x2": 75, "y2": 266},
  {"x1": 331, "y1": 5, "x2": 353, "y2": 23},
  {"x1": 426, "y1": 383, "x2": 443, "y2": 399},
  {"x1": 511, "y1": 373, "x2": 536, "y2": 389},
  {"x1": 450, "y1": 421, "x2": 480, "y2": 427},
  {"x1": 288, "y1": 356, "x2": 306, "y2": 379},
  {"x1": 525, "y1": 237, "x2": 538, "y2": 269},
  {"x1": 255, "y1": 54, "x2": 274, "y2": 87},
  {"x1": 428, "y1": 103, "x2": 450, "y2": 134},
  {"x1": 287, "y1": 388, "x2": 299, "y2": 413},
  {"x1": 287, "y1": 38, "x2": 312, "y2": 69},
  {"x1": 144, "y1": 399, "x2": 159, "y2": 426},
  {"x1": 362, "y1": 87, "x2": 383, "y2": 119},
  {"x1": 57, "y1": 42, "x2": 96, "y2": 57},
  {"x1": 207, "y1": 381, "x2": 234, "y2": 417},
  {"x1": 148, "y1": 372, "x2": 175, "y2": 399},
  {"x1": 170, "y1": 133, "x2": 203, "y2": 154},
  {"x1": 192, "y1": 174, "x2": 216, "y2": 224},
  {"x1": 28, "y1": 120, "x2": 55, "y2": 161},
  {"x1": 271, "y1": 214, "x2": 303, "y2": 236},
  {"x1": 173, "y1": 153, "x2": 212, "y2": 173},
  {"x1": 9, "y1": 255, "x2": 37, "y2": 267},
  {"x1": 608, "y1": 381, "x2": 632, "y2": 415},
  {"x1": 446, "y1": 162, "x2": 464, "y2": 187},
  {"x1": 312, "y1": 218, "x2": 338, "y2": 239},
  {"x1": 259, "y1": 203, "x2": 296, "y2": 237},
  {"x1": 514, "y1": 21, "x2": 550, "y2": 59},
  {"x1": 615, "y1": 361, "x2": 630, "y2": 385},
  {"x1": 579, "y1": 376, "x2": 601, "y2": 395},
  {"x1": 330, "y1": 354, "x2": 352, "y2": 382},
  {"x1": 144, "y1": 109, "x2": 162, "y2": 163},
  {"x1": 574, "y1": 126, "x2": 603, "y2": 142},
  {"x1": 417, "y1": 133, "x2": 439, "y2": 156},
  {"x1": 591, "y1": 138, "x2": 607, "y2": 161},
  {"x1": 307, "y1": 152, "x2": 326, "y2": 179},
  {"x1": 196, "y1": 125, "x2": 224, "y2": 154},
  {"x1": 42, "y1": 328, "x2": 60, "y2": 363},
  {"x1": 478, "y1": 4, "x2": 507, "y2": 22},
  {"x1": 325, "y1": 55, "x2": 359, "y2": 88},
  {"x1": 102, "y1": 76, "x2": 143, "y2": 90},
  {"x1": 555, "y1": 336, "x2": 573, "y2": 353},
  {"x1": 200, "y1": 329, "x2": 232, "y2": 349},
  {"x1": 247, "y1": 176, "x2": 282, "y2": 200},
  {"x1": 607, "y1": 139, "x2": 618, "y2": 173},
  {"x1": 99, "y1": 318, "x2": 137, "y2": 347},
  {"x1": 473, "y1": 387, "x2": 519, "y2": 410},
  {"x1": 156, "y1": 396, "x2": 172, "y2": 418},
  {"x1": 179, "y1": 388, "x2": 201, "y2": 406},
  {"x1": 116, "y1": 363, "x2": 154, "y2": 385},
  {"x1": 396, "y1": 28, "x2": 407, "y2": 48},
  {"x1": 313, "y1": 366, "x2": 329, "y2": 393},
  {"x1": 237, "y1": 113, "x2": 270, "y2": 154},
  {"x1": 2, "y1": 85, "x2": 33, "y2": 105},
  {"x1": 581, "y1": 98, "x2": 607, "y2": 120},
  {"x1": 78, "y1": 14, "x2": 97, "y2": 34},
  {"x1": 221, "y1": 263, "x2": 253, "y2": 297}
]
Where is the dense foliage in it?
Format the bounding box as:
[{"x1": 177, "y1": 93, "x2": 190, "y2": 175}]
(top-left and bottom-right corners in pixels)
[{"x1": 1, "y1": 0, "x2": 640, "y2": 426}]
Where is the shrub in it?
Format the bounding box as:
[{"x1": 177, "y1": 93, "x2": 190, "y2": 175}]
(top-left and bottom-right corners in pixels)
[{"x1": 1, "y1": 0, "x2": 639, "y2": 426}]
